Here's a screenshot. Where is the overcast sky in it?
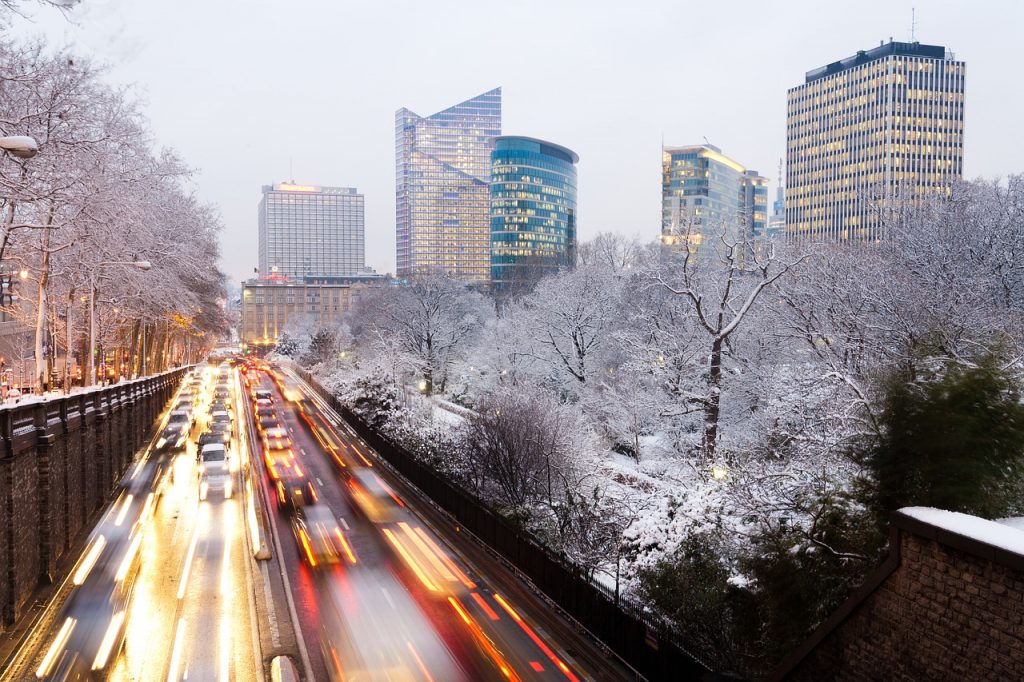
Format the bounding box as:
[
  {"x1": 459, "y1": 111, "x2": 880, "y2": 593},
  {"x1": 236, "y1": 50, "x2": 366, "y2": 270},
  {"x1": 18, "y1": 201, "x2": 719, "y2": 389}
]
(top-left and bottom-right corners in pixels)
[{"x1": 12, "y1": 0, "x2": 1024, "y2": 287}]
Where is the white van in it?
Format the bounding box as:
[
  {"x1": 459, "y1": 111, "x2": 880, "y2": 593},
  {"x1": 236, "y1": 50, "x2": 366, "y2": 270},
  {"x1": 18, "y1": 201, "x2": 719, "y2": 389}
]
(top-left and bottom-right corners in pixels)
[{"x1": 198, "y1": 443, "x2": 232, "y2": 500}]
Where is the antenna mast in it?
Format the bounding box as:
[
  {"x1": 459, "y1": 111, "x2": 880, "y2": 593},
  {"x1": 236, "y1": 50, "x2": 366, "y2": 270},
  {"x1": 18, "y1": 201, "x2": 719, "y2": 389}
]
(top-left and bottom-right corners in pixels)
[{"x1": 911, "y1": 7, "x2": 916, "y2": 42}]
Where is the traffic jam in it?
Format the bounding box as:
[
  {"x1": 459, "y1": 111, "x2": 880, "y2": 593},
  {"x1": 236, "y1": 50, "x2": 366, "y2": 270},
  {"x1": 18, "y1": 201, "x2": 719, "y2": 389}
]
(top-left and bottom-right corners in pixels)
[
  {"x1": 239, "y1": 360, "x2": 587, "y2": 682},
  {"x1": 23, "y1": 357, "x2": 594, "y2": 681}
]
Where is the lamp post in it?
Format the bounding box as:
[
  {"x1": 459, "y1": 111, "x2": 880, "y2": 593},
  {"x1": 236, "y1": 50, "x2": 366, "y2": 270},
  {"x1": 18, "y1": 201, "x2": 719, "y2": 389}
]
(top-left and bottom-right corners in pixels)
[
  {"x1": 0, "y1": 136, "x2": 38, "y2": 160},
  {"x1": 88, "y1": 259, "x2": 151, "y2": 386},
  {"x1": 0, "y1": 135, "x2": 38, "y2": 264}
]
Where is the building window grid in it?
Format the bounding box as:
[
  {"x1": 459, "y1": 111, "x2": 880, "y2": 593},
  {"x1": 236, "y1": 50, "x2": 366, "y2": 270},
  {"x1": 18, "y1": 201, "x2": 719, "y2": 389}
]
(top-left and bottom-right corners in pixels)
[{"x1": 786, "y1": 51, "x2": 963, "y2": 240}]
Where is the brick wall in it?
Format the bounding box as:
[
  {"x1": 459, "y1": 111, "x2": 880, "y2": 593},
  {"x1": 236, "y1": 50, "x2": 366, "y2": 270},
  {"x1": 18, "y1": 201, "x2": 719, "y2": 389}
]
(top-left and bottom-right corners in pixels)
[
  {"x1": 776, "y1": 509, "x2": 1024, "y2": 681},
  {"x1": 0, "y1": 369, "x2": 187, "y2": 629}
]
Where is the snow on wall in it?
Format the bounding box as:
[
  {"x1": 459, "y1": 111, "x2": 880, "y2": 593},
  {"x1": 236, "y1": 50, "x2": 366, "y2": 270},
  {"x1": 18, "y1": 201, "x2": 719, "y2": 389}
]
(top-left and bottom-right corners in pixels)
[{"x1": 901, "y1": 506, "x2": 1024, "y2": 557}]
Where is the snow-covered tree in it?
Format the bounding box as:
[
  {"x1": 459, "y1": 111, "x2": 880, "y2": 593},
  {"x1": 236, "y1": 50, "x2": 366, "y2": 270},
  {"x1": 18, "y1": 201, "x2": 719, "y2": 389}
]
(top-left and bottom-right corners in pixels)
[{"x1": 349, "y1": 273, "x2": 491, "y2": 395}]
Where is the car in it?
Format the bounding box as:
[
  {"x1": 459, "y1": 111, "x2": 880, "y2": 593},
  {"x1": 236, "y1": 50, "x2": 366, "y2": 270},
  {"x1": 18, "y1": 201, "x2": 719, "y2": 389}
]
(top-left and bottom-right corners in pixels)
[
  {"x1": 198, "y1": 421, "x2": 231, "y2": 447},
  {"x1": 197, "y1": 430, "x2": 222, "y2": 450},
  {"x1": 198, "y1": 443, "x2": 232, "y2": 500},
  {"x1": 255, "y1": 406, "x2": 279, "y2": 431},
  {"x1": 348, "y1": 469, "x2": 402, "y2": 523},
  {"x1": 210, "y1": 409, "x2": 232, "y2": 427},
  {"x1": 173, "y1": 400, "x2": 194, "y2": 420},
  {"x1": 275, "y1": 475, "x2": 315, "y2": 513},
  {"x1": 155, "y1": 424, "x2": 188, "y2": 451},
  {"x1": 292, "y1": 503, "x2": 345, "y2": 566},
  {"x1": 35, "y1": 522, "x2": 141, "y2": 680},
  {"x1": 253, "y1": 388, "x2": 273, "y2": 403},
  {"x1": 211, "y1": 399, "x2": 233, "y2": 418},
  {"x1": 262, "y1": 425, "x2": 291, "y2": 453},
  {"x1": 167, "y1": 409, "x2": 191, "y2": 428}
]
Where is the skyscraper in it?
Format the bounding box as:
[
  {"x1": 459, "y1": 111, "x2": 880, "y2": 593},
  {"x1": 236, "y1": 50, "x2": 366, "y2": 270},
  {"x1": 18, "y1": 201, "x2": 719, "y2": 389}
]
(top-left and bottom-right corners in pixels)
[
  {"x1": 786, "y1": 41, "x2": 965, "y2": 241},
  {"x1": 490, "y1": 136, "x2": 578, "y2": 295},
  {"x1": 661, "y1": 144, "x2": 767, "y2": 249},
  {"x1": 768, "y1": 160, "x2": 785, "y2": 239},
  {"x1": 395, "y1": 88, "x2": 501, "y2": 284},
  {"x1": 258, "y1": 183, "x2": 365, "y2": 278}
]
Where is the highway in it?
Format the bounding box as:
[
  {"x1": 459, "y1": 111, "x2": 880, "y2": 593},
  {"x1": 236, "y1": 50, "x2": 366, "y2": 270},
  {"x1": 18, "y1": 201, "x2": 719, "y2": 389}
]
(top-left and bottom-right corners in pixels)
[
  {"x1": 1, "y1": 360, "x2": 631, "y2": 681},
  {"x1": 247, "y1": 363, "x2": 629, "y2": 681}
]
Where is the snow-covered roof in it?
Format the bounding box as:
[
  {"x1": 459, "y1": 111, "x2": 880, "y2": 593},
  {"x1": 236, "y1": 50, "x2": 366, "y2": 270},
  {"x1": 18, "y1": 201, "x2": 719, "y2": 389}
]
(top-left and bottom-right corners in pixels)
[{"x1": 900, "y1": 507, "x2": 1024, "y2": 558}]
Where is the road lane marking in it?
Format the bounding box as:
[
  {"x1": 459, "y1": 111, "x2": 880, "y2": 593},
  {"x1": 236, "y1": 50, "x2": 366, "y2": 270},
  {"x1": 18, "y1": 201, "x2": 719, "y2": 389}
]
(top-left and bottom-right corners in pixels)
[
  {"x1": 317, "y1": 477, "x2": 324, "y2": 486},
  {"x1": 338, "y1": 517, "x2": 349, "y2": 530},
  {"x1": 178, "y1": 522, "x2": 202, "y2": 600}
]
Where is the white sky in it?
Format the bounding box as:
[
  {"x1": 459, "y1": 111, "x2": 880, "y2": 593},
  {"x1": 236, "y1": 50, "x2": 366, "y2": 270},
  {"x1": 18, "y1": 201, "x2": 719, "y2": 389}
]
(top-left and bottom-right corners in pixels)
[{"x1": 11, "y1": 0, "x2": 1023, "y2": 287}]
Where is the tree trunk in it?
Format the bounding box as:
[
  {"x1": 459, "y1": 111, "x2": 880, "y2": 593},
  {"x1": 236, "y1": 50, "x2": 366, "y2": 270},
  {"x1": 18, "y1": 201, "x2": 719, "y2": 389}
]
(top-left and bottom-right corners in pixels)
[
  {"x1": 34, "y1": 237, "x2": 50, "y2": 393},
  {"x1": 64, "y1": 288, "x2": 73, "y2": 393},
  {"x1": 703, "y1": 335, "x2": 723, "y2": 459}
]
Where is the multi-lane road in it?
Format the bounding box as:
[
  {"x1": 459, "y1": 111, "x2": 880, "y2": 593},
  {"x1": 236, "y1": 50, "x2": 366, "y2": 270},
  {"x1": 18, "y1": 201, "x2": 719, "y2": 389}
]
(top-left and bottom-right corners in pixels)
[{"x1": 1, "y1": 361, "x2": 632, "y2": 681}]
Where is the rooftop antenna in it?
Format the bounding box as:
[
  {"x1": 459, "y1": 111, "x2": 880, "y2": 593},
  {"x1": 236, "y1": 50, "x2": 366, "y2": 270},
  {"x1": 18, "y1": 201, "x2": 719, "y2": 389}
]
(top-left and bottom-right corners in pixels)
[
  {"x1": 777, "y1": 158, "x2": 783, "y2": 187},
  {"x1": 289, "y1": 157, "x2": 294, "y2": 183},
  {"x1": 911, "y1": 7, "x2": 917, "y2": 42},
  {"x1": 702, "y1": 135, "x2": 711, "y2": 148}
]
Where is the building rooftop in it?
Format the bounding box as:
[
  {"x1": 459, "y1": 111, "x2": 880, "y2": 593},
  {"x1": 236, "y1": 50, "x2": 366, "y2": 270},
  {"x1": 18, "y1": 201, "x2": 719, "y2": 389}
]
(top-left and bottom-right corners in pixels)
[
  {"x1": 663, "y1": 144, "x2": 746, "y2": 174},
  {"x1": 261, "y1": 183, "x2": 360, "y2": 194},
  {"x1": 804, "y1": 41, "x2": 952, "y2": 84},
  {"x1": 495, "y1": 136, "x2": 579, "y2": 164}
]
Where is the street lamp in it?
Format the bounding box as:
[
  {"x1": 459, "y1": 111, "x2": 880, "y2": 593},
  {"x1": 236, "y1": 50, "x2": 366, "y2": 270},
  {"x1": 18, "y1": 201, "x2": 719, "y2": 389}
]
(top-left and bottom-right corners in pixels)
[
  {"x1": 88, "y1": 259, "x2": 152, "y2": 386},
  {"x1": 0, "y1": 135, "x2": 38, "y2": 160}
]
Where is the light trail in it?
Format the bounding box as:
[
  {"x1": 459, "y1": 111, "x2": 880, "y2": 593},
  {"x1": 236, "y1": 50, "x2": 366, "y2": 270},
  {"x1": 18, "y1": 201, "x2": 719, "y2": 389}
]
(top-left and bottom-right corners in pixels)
[
  {"x1": 493, "y1": 593, "x2": 580, "y2": 682},
  {"x1": 399, "y1": 522, "x2": 455, "y2": 584},
  {"x1": 383, "y1": 528, "x2": 438, "y2": 592},
  {"x1": 177, "y1": 507, "x2": 205, "y2": 600},
  {"x1": 166, "y1": 617, "x2": 186, "y2": 682},
  {"x1": 406, "y1": 641, "x2": 435, "y2": 682},
  {"x1": 114, "y1": 494, "x2": 134, "y2": 526},
  {"x1": 413, "y1": 526, "x2": 476, "y2": 589},
  {"x1": 35, "y1": 616, "x2": 76, "y2": 678},
  {"x1": 470, "y1": 592, "x2": 501, "y2": 621},
  {"x1": 72, "y1": 534, "x2": 106, "y2": 585},
  {"x1": 447, "y1": 596, "x2": 519, "y2": 681}
]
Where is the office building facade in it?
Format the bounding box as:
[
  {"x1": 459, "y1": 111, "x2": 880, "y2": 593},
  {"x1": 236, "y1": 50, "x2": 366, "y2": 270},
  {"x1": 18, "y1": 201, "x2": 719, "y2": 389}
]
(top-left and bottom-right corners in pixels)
[
  {"x1": 395, "y1": 88, "x2": 501, "y2": 284},
  {"x1": 786, "y1": 41, "x2": 965, "y2": 241},
  {"x1": 661, "y1": 144, "x2": 767, "y2": 249},
  {"x1": 239, "y1": 276, "x2": 384, "y2": 347},
  {"x1": 490, "y1": 136, "x2": 578, "y2": 294},
  {"x1": 258, "y1": 183, "x2": 365, "y2": 278}
]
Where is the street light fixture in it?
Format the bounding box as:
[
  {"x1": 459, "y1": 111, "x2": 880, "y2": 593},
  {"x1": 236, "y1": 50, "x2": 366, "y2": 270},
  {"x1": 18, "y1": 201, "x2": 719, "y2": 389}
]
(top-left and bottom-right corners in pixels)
[{"x1": 0, "y1": 135, "x2": 39, "y2": 160}]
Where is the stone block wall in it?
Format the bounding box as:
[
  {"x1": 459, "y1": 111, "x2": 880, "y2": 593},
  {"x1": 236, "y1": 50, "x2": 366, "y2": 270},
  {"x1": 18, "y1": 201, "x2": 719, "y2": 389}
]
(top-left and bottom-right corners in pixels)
[
  {"x1": 0, "y1": 369, "x2": 187, "y2": 628},
  {"x1": 776, "y1": 509, "x2": 1024, "y2": 681}
]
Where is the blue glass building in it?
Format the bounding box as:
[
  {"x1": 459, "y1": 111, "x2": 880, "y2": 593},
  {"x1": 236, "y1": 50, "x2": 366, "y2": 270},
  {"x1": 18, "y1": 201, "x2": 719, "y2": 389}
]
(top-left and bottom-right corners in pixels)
[{"x1": 490, "y1": 136, "x2": 578, "y2": 294}]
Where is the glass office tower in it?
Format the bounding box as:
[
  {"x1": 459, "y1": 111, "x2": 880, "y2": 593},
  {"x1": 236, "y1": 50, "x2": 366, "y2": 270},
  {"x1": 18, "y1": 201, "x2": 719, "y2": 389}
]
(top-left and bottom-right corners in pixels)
[
  {"x1": 395, "y1": 88, "x2": 501, "y2": 284},
  {"x1": 661, "y1": 144, "x2": 767, "y2": 249},
  {"x1": 786, "y1": 41, "x2": 965, "y2": 241},
  {"x1": 258, "y1": 183, "x2": 365, "y2": 278},
  {"x1": 490, "y1": 136, "x2": 578, "y2": 294}
]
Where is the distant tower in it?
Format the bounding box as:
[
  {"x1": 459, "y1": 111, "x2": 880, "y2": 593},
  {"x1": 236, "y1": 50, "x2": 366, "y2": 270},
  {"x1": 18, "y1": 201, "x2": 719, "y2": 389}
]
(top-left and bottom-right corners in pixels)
[
  {"x1": 786, "y1": 41, "x2": 965, "y2": 241},
  {"x1": 395, "y1": 88, "x2": 502, "y2": 284},
  {"x1": 768, "y1": 159, "x2": 785, "y2": 238}
]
